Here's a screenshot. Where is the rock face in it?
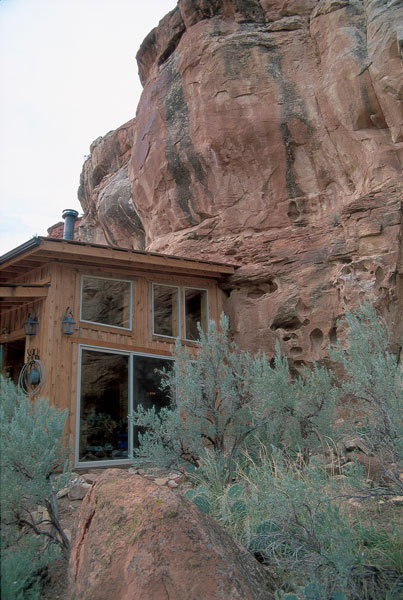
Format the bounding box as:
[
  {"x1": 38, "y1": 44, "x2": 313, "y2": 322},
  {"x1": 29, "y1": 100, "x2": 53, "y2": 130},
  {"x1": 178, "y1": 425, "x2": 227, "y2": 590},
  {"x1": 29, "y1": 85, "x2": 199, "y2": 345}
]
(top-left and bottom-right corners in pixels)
[
  {"x1": 77, "y1": 118, "x2": 145, "y2": 249},
  {"x1": 68, "y1": 469, "x2": 275, "y2": 600},
  {"x1": 77, "y1": 0, "x2": 402, "y2": 361}
]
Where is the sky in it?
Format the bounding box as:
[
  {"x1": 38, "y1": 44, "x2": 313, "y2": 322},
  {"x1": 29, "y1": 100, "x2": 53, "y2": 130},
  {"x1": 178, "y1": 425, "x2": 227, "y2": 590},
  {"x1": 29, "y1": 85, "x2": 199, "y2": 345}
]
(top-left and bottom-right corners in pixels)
[{"x1": 0, "y1": 0, "x2": 177, "y2": 255}]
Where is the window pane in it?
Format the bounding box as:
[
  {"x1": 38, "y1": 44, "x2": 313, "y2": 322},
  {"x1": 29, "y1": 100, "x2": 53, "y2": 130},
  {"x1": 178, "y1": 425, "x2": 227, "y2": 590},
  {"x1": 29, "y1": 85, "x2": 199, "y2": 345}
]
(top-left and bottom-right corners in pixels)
[
  {"x1": 185, "y1": 289, "x2": 207, "y2": 341},
  {"x1": 133, "y1": 356, "x2": 172, "y2": 448},
  {"x1": 81, "y1": 277, "x2": 131, "y2": 328},
  {"x1": 79, "y1": 350, "x2": 128, "y2": 462},
  {"x1": 153, "y1": 285, "x2": 179, "y2": 337}
]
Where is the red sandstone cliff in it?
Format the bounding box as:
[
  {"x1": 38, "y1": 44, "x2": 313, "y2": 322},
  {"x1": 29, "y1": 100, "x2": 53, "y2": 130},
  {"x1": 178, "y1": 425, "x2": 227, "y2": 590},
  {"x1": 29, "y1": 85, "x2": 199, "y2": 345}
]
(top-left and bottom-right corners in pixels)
[{"x1": 77, "y1": 0, "x2": 402, "y2": 363}]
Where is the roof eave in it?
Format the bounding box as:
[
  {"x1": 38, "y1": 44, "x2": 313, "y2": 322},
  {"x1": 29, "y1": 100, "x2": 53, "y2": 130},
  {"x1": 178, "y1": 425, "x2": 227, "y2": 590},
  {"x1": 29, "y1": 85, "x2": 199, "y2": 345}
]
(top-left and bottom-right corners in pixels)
[
  {"x1": 0, "y1": 236, "x2": 42, "y2": 265},
  {"x1": 0, "y1": 236, "x2": 237, "y2": 276}
]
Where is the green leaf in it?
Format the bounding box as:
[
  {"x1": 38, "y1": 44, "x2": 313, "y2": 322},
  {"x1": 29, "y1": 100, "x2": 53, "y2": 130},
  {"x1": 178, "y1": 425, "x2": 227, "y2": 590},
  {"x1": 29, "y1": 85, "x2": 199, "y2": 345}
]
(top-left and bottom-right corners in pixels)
[
  {"x1": 184, "y1": 489, "x2": 196, "y2": 501},
  {"x1": 330, "y1": 592, "x2": 348, "y2": 600},
  {"x1": 193, "y1": 494, "x2": 210, "y2": 514},
  {"x1": 230, "y1": 499, "x2": 247, "y2": 517},
  {"x1": 227, "y1": 483, "x2": 243, "y2": 498},
  {"x1": 303, "y1": 582, "x2": 321, "y2": 600}
]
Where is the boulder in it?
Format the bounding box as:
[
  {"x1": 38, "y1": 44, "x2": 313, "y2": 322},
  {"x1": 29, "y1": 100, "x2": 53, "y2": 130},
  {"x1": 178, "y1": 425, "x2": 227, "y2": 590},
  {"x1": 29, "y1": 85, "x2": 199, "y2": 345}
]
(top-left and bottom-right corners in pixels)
[
  {"x1": 69, "y1": 469, "x2": 275, "y2": 600},
  {"x1": 349, "y1": 452, "x2": 400, "y2": 485}
]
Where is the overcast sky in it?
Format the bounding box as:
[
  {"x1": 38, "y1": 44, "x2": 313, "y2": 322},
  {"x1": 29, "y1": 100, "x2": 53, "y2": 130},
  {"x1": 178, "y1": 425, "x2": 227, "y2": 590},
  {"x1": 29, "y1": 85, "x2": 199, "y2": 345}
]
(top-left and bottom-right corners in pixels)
[{"x1": 0, "y1": 0, "x2": 177, "y2": 255}]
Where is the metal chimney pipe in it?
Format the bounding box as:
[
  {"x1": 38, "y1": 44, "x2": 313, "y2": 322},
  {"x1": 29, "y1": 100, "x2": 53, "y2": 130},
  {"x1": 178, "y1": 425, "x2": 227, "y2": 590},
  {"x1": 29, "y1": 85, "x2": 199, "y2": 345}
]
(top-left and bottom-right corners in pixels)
[{"x1": 62, "y1": 209, "x2": 79, "y2": 240}]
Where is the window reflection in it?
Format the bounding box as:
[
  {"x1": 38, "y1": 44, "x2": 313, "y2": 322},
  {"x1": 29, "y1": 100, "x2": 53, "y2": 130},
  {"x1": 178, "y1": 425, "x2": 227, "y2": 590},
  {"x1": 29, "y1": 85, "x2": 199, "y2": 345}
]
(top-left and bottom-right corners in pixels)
[
  {"x1": 79, "y1": 349, "x2": 129, "y2": 462},
  {"x1": 81, "y1": 276, "x2": 131, "y2": 329},
  {"x1": 78, "y1": 350, "x2": 172, "y2": 463},
  {"x1": 153, "y1": 285, "x2": 179, "y2": 337},
  {"x1": 185, "y1": 288, "x2": 207, "y2": 340},
  {"x1": 133, "y1": 356, "x2": 172, "y2": 448}
]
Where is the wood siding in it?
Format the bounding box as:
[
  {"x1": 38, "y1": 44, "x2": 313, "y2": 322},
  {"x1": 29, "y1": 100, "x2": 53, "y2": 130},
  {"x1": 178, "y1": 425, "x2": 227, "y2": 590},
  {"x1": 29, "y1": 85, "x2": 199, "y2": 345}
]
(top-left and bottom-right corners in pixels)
[{"x1": 1, "y1": 261, "x2": 225, "y2": 454}]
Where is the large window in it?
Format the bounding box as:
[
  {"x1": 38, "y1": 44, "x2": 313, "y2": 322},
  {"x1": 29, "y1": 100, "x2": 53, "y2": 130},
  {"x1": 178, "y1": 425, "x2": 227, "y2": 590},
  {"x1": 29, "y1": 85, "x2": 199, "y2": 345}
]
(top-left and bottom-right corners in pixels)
[
  {"x1": 80, "y1": 276, "x2": 132, "y2": 329},
  {"x1": 152, "y1": 284, "x2": 179, "y2": 338},
  {"x1": 77, "y1": 347, "x2": 172, "y2": 466},
  {"x1": 184, "y1": 288, "x2": 208, "y2": 341}
]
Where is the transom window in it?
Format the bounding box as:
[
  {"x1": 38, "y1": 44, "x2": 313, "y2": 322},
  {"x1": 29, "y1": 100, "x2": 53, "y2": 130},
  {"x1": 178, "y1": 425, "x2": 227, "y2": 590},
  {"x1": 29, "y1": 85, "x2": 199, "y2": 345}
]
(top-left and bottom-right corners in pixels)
[{"x1": 80, "y1": 275, "x2": 132, "y2": 329}]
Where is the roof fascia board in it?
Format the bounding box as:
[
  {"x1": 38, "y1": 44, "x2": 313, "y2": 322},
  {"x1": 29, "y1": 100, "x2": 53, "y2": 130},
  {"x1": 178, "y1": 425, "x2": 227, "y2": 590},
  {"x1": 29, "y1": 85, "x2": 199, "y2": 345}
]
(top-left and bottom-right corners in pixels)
[
  {"x1": 36, "y1": 238, "x2": 235, "y2": 275},
  {"x1": 0, "y1": 238, "x2": 42, "y2": 270}
]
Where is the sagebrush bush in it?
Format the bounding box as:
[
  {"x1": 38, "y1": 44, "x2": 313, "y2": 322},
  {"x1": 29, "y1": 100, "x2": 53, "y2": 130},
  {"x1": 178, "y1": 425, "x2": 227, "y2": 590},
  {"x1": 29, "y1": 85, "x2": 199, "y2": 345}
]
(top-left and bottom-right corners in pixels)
[
  {"x1": 194, "y1": 447, "x2": 402, "y2": 599},
  {"x1": 329, "y1": 303, "x2": 402, "y2": 493},
  {"x1": 0, "y1": 376, "x2": 70, "y2": 599},
  {"x1": 0, "y1": 535, "x2": 59, "y2": 600},
  {"x1": 132, "y1": 305, "x2": 402, "y2": 598},
  {"x1": 131, "y1": 314, "x2": 338, "y2": 484}
]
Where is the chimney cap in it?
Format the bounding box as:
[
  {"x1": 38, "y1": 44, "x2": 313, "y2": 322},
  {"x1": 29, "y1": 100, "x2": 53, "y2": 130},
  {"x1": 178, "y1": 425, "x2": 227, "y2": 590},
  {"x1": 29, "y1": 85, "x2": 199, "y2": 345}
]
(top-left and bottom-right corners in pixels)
[{"x1": 62, "y1": 209, "x2": 79, "y2": 219}]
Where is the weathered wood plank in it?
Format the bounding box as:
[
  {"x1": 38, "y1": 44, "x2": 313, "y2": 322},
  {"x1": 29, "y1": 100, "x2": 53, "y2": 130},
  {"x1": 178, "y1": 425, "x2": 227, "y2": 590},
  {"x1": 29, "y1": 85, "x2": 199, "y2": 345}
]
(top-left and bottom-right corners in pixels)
[
  {"x1": 70, "y1": 338, "x2": 174, "y2": 357},
  {"x1": 0, "y1": 287, "x2": 49, "y2": 298}
]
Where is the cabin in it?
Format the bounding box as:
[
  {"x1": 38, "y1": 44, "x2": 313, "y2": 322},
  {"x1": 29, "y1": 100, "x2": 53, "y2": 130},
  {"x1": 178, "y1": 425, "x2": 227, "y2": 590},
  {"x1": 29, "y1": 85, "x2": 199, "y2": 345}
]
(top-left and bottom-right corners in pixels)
[{"x1": 0, "y1": 235, "x2": 235, "y2": 468}]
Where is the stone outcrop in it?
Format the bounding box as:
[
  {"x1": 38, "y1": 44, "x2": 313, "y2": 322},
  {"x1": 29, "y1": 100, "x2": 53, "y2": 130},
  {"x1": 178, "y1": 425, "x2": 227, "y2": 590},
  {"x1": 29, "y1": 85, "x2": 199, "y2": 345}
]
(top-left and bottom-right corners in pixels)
[
  {"x1": 68, "y1": 469, "x2": 275, "y2": 600},
  {"x1": 77, "y1": 0, "x2": 402, "y2": 362},
  {"x1": 77, "y1": 118, "x2": 145, "y2": 249}
]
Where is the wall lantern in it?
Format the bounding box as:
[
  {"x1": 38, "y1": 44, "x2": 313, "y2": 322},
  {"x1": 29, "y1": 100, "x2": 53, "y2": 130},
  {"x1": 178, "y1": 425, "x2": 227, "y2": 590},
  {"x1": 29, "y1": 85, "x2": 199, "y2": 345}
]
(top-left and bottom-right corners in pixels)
[
  {"x1": 61, "y1": 307, "x2": 76, "y2": 335},
  {"x1": 24, "y1": 314, "x2": 39, "y2": 336}
]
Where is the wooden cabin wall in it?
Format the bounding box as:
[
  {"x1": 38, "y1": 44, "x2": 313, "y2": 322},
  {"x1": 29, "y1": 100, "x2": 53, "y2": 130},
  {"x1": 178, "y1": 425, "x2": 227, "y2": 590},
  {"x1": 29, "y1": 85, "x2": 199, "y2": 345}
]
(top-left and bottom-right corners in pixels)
[
  {"x1": 2, "y1": 260, "x2": 227, "y2": 455},
  {"x1": 47, "y1": 265, "x2": 223, "y2": 448},
  {"x1": 38, "y1": 263, "x2": 77, "y2": 440}
]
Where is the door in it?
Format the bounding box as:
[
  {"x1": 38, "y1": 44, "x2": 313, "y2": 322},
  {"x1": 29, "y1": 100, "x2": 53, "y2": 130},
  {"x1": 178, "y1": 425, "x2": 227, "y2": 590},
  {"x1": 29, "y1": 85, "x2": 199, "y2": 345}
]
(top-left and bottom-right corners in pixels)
[{"x1": 77, "y1": 347, "x2": 173, "y2": 466}]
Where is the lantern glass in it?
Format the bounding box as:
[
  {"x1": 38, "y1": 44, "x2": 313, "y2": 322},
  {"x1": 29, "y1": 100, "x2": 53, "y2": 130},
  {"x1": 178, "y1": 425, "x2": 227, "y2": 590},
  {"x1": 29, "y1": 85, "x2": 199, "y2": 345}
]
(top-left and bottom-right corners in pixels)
[
  {"x1": 24, "y1": 314, "x2": 38, "y2": 335},
  {"x1": 61, "y1": 307, "x2": 76, "y2": 335}
]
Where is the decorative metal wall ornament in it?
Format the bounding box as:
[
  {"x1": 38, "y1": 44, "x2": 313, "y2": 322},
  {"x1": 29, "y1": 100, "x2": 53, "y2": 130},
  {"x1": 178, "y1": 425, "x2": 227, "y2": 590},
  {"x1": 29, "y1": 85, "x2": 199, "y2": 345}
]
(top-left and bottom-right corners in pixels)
[
  {"x1": 18, "y1": 349, "x2": 45, "y2": 396},
  {"x1": 61, "y1": 307, "x2": 76, "y2": 335}
]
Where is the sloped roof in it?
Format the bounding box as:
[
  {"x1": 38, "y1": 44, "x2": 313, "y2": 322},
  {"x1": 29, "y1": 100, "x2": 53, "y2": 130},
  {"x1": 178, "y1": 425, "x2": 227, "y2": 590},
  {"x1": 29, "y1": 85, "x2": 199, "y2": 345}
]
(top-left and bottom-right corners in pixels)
[{"x1": 0, "y1": 236, "x2": 237, "y2": 283}]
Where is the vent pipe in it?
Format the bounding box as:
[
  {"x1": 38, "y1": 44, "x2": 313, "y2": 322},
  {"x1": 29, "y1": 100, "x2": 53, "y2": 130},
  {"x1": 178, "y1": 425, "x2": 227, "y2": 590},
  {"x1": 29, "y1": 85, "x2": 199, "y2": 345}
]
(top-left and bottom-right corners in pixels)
[{"x1": 62, "y1": 209, "x2": 79, "y2": 240}]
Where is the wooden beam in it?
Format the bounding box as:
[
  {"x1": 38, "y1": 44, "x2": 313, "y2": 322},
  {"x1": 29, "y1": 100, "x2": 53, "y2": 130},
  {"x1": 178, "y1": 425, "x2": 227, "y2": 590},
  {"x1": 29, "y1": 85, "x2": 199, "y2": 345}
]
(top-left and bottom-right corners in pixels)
[
  {"x1": 0, "y1": 298, "x2": 36, "y2": 315},
  {"x1": 0, "y1": 286, "x2": 49, "y2": 298},
  {"x1": 0, "y1": 266, "x2": 31, "y2": 273},
  {"x1": 37, "y1": 254, "x2": 234, "y2": 279},
  {"x1": 0, "y1": 328, "x2": 25, "y2": 343},
  {"x1": 0, "y1": 298, "x2": 38, "y2": 304},
  {"x1": 0, "y1": 282, "x2": 50, "y2": 288},
  {"x1": 70, "y1": 337, "x2": 174, "y2": 356},
  {"x1": 18, "y1": 260, "x2": 45, "y2": 268}
]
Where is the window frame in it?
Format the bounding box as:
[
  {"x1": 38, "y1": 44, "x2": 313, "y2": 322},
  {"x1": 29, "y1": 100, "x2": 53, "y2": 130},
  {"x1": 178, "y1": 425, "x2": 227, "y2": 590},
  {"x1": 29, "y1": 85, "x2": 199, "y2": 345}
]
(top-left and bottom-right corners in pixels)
[
  {"x1": 151, "y1": 282, "x2": 180, "y2": 339},
  {"x1": 80, "y1": 274, "x2": 133, "y2": 331}
]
